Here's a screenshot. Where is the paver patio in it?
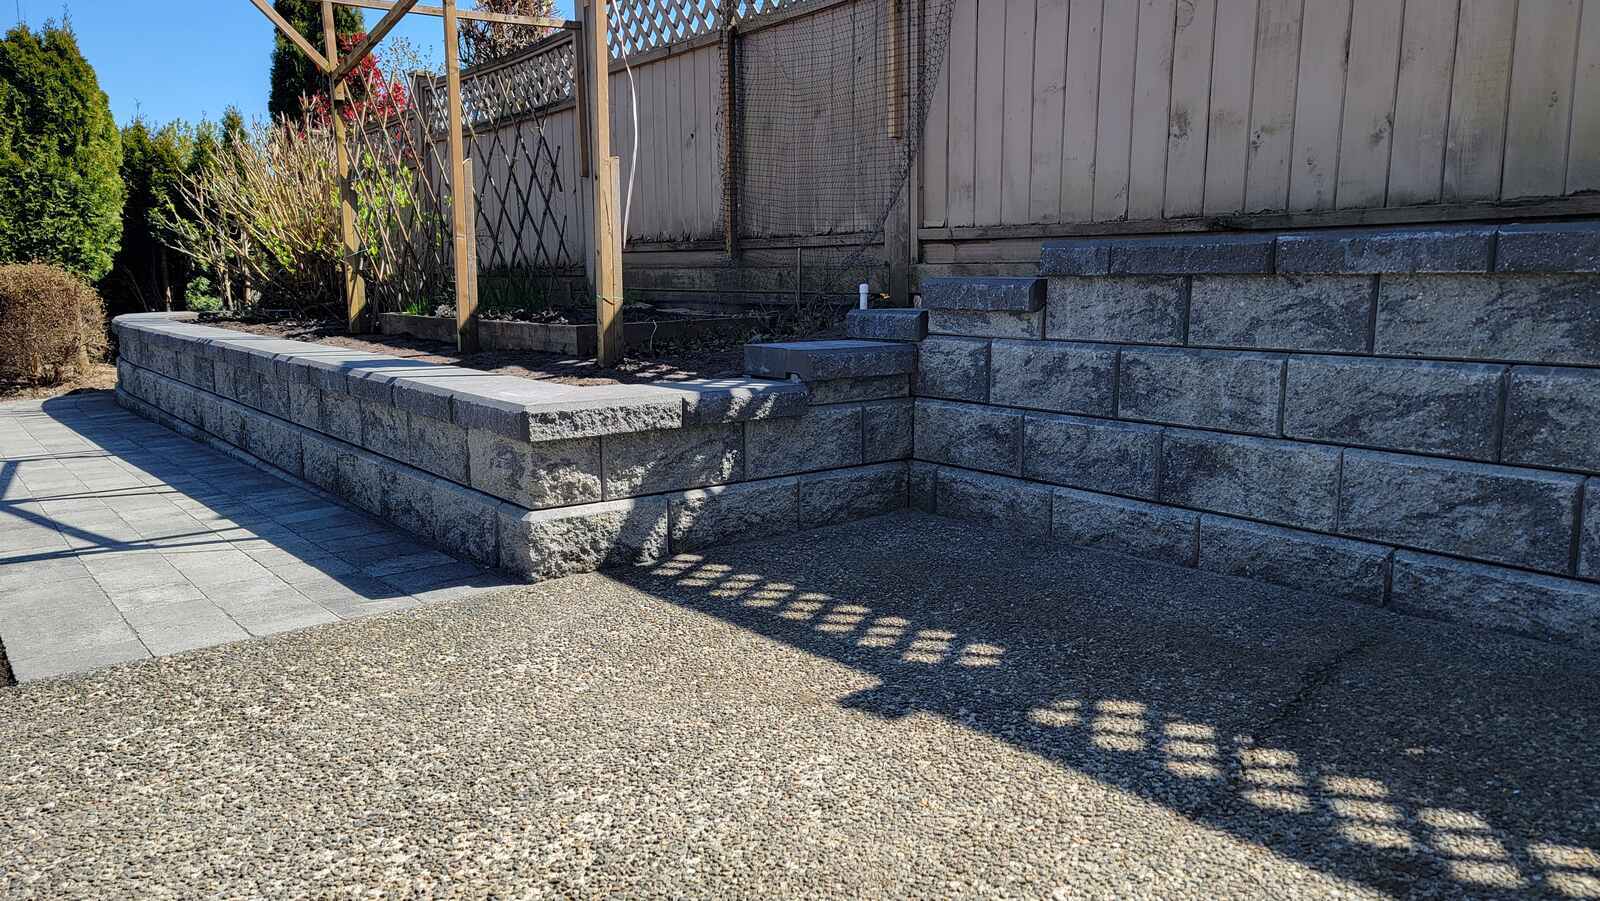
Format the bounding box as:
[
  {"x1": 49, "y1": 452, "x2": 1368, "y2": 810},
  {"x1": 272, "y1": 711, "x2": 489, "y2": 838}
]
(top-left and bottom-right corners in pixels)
[{"x1": 0, "y1": 391, "x2": 514, "y2": 681}]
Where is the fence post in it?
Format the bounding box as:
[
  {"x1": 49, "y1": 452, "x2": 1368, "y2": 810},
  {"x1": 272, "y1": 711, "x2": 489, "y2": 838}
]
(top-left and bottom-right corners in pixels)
[
  {"x1": 323, "y1": 1, "x2": 368, "y2": 332},
  {"x1": 720, "y1": 1, "x2": 738, "y2": 260},
  {"x1": 584, "y1": 0, "x2": 623, "y2": 366},
  {"x1": 443, "y1": 0, "x2": 479, "y2": 352}
]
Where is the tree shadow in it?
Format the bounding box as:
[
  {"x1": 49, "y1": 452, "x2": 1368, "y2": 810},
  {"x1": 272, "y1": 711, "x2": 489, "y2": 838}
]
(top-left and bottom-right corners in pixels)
[{"x1": 611, "y1": 511, "x2": 1600, "y2": 898}]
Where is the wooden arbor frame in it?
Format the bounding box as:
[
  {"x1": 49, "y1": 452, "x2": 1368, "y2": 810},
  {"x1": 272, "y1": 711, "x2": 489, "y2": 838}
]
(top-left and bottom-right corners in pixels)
[{"x1": 247, "y1": 0, "x2": 625, "y2": 363}]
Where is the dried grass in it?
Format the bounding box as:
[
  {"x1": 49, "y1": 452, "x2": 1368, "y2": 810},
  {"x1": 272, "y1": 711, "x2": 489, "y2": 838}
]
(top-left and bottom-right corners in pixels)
[{"x1": 0, "y1": 263, "x2": 109, "y2": 386}]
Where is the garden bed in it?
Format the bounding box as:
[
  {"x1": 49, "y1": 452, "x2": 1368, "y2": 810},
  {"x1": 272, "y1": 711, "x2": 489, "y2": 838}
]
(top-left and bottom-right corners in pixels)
[{"x1": 378, "y1": 309, "x2": 760, "y2": 357}]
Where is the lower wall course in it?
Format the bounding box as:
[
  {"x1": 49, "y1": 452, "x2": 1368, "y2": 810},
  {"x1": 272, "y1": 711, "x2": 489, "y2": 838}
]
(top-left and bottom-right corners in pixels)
[
  {"x1": 798, "y1": 462, "x2": 908, "y2": 528},
  {"x1": 466, "y1": 428, "x2": 603, "y2": 510},
  {"x1": 1338, "y1": 450, "x2": 1581, "y2": 574},
  {"x1": 909, "y1": 461, "x2": 937, "y2": 512},
  {"x1": 1159, "y1": 430, "x2": 1341, "y2": 531},
  {"x1": 1390, "y1": 550, "x2": 1600, "y2": 651},
  {"x1": 914, "y1": 399, "x2": 1022, "y2": 476},
  {"x1": 916, "y1": 336, "x2": 990, "y2": 401},
  {"x1": 670, "y1": 478, "x2": 800, "y2": 551},
  {"x1": 935, "y1": 467, "x2": 1051, "y2": 537},
  {"x1": 745, "y1": 403, "x2": 864, "y2": 478},
  {"x1": 863, "y1": 398, "x2": 913, "y2": 463},
  {"x1": 1198, "y1": 515, "x2": 1390, "y2": 605},
  {"x1": 1283, "y1": 356, "x2": 1503, "y2": 461},
  {"x1": 602, "y1": 423, "x2": 743, "y2": 498},
  {"x1": 431, "y1": 479, "x2": 500, "y2": 566},
  {"x1": 1504, "y1": 366, "x2": 1600, "y2": 474},
  {"x1": 988, "y1": 339, "x2": 1116, "y2": 416},
  {"x1": 1052, "y1": 488, "x2": 1197, "y2": 565},
  {"x1": 1022, "y1": 413, "x2": 1159, "y2": 498},
  {"x1": 500, "y1": 496, "x2": 671, "y2": 580},
  {"x1": 1580, "y1": 480, "x2": 1599, "y2": 582}
]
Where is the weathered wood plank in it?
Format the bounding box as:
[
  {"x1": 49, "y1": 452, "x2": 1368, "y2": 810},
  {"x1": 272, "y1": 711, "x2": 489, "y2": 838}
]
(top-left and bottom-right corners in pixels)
[
  {"x1": 1028, "y1": 0, "x2": 1069, "y2": 223},
  {"x1": 1201, "y1": 0, "x2": 1258, "y2": 214},
  {"x1": 1287, "y1": 0, "x2": 1350, "y2": 211},
  {"x1": 1569, "y1": 0, "x2": 1600, "y2": 192},
  {"x1": 1442, "y1": 0, "x2": 1515, "y2": 202},
  {"x1": 1060, "y1": 0, "x2": 1102, "y2": 220},
  {"x1": 1336, "y1": 0, "x2": 1404, "y2": 209},
  {"x1": 974, "y1": 0, "x2": 1008, "y2": 225},
  {"x1": 1000, "y1": 0, "x2": 1037, "y2": 223},
  {"x1": 1128, "y1": 0, "x2": 1177, "y2": 220},
  {"x1": 1093, "y1": 0, "x2": 1140, "y2": 220},
  {"x1": 1389, "y1": 0, "x2": 1461, "y2": 205},
  {"x1": 946, "y1": 0, "x2": 979, "y2": 227},
  {"x1": 922, "y1": 17, "x2": 952, "y2": 228},
  {"x1": 1243, "y1": 0, "x2": 1302, "y2": 213},
  {"x1": 1503, "y1": 0, "x2": 1582, "y2": 198},
  {"x1": 1164, "y1": 0, "x2": 1217, "y2": 217}
]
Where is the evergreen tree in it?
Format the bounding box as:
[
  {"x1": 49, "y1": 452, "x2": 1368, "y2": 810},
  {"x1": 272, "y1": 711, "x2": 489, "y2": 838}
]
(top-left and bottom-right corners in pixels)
[
  {"x1": 268, "y1": 0, "x2": 361, "y2": 119},
  {"x1": 103, "y1": 118, "x2": 194, "y2": 314},
  {"x1": 0, "y1": 21, "x2": 124, "y2": 281}
]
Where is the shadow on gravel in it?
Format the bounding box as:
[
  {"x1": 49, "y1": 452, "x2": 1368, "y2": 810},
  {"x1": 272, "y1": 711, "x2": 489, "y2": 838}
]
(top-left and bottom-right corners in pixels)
[{"x1": 615, "y1": 512, "x2": 1600, "y2": 899}]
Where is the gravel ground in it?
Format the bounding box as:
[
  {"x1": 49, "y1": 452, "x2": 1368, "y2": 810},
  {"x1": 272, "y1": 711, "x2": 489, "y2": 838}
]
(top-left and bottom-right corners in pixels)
[{"x1": 2, "y1": 512, "x2": 1598, "y2": 898}]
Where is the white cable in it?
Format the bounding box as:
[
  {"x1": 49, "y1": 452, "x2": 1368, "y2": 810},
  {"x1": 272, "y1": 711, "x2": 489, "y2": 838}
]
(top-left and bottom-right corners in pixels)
[{"x1": 609, "y1": 9, "x2": 640, "y2": 247}]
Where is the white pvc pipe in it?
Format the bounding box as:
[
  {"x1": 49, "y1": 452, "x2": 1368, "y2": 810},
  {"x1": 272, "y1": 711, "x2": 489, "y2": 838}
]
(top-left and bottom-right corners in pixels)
[{"x1": 859, "y1": 283, "x2": 869, "y2": 310}]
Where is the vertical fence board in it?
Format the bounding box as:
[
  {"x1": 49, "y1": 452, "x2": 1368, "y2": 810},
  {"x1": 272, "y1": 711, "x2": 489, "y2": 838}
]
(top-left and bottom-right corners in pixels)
[
  {"x1": 1442, "y1": 0, "x2": 1515, "y2": 202},
  {"x1": 1388, "y1": 0, "x2": 1461, "y2": 205},
  {"x1": 975, "y1": 0, "x2": 1008, "y2": 225},
  {"x1": 1336, "y1": 0, "x2": 1404, "y2": 208},
  {"x1": 1243, "y1": 0, "x2": 1302, "y2": 213},
  {"x1": 1568, "y1": 0, "x2": 1600, "y2": 192},
  {"x1": 923, "y1": 12, "x2": 952, "y2": 227},
  {"x1": 1504, "y1": 0, "x2": 1582, "y2": 197},
  {"x1": 1093, "y1": 0, "x2": 1140, "y2": 220},
  {"x1": 1287, "y1": 0, "x2": 1349, "y2": 211},
  {"x1": 1201, "y1": 0, "x2": 1258, "y2": 215},
  {"x1": 947, "y1": 0, "x2": 979, "y2": 227},
  {"x1": 1060, "y1": 0, "x2": 1102, "y2": 220},
  {"x1": 1028, "y1": 0, "x2": 1069, "y2": 222},
  {"x1": 1128, "y1": 0, "x2": 1176, "y2": 220},
  {"x1": 1001, "y1": 0, "x2": 1037, "y2": 223},
  {"x1": 1164, "y1": 0, "x2": 1216, "y2": 218}
]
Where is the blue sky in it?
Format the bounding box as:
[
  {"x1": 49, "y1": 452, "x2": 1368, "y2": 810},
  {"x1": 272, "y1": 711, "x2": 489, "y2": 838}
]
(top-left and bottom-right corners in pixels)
[{"x1": 4, "y1": 0, "x2": 575, "y2": 127}]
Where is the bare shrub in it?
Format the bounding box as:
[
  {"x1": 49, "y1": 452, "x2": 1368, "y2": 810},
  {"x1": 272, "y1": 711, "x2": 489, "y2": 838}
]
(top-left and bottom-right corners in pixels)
[{"x1": 0, "y1": 263, "x2": 108, "y2": 385}]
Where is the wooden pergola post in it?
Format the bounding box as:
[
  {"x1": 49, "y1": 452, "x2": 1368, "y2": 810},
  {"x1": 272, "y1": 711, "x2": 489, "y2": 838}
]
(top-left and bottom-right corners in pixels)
[
  {"x1": 322, "y1": 1, "x2": 368, "y2": 332},
  {"x1": 583, "y1": 0, "x2": 622, "y2": 367},
  {"x1": 442, "y1": 0, "x2": 479, "y2": 352}
]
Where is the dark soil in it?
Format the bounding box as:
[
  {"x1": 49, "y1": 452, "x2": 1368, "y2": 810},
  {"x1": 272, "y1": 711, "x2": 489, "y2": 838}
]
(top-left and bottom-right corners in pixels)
[
  {"x1": 202, "y1": 317, "x2": 751, "y2": 386},
  {"x1": 423, "y1": 303, "x2": 723, "y2": 326},
  {"x1": 0, "y1": 362, "x2": 119, "y2": 401}
]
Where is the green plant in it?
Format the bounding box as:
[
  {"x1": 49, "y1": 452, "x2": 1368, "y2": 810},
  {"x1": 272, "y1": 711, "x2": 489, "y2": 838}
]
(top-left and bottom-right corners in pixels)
[
  {"x1": 268, "y1": 0, "x2": 361, "y2": 119},
  {"x1": 184, "y1": 275, "x2": 221, "y2": 312},
  {"x1": 0, "y1": 263, "x2": 108, "y2": 384},
  {"x1": 0, "y1": 21, "x2": 124, "y2": 281},
  {"x1": 102, "y1": 118, "x2": 197, "y2": 316}
]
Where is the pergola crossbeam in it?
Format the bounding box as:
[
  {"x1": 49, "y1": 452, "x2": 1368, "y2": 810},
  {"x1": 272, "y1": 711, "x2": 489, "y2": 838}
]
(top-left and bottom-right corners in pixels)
[
  {"x1": 250, "y1": 0, "x2": 333, "y2": 71},
  {"x1": 332, "y1": 0, "x2": 422, "y2": 80},
  {"x1": 332, "y1": 0, "x2": 573, "y2": 30}
]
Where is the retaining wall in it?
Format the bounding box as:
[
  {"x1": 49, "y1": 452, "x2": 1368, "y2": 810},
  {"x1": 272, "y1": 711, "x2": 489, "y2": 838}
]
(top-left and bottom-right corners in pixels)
[
  {"x1": 113, "y1": 314, "x2": 913, "y2": 581},
  {"x1": 886, "y1": 222, "x2": 1600, "y2": 651}
]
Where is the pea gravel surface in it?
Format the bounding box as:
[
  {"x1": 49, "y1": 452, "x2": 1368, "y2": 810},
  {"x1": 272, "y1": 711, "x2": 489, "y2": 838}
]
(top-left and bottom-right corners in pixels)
[{"x1": 2, "y1": 513, "x2": 1597, "y2": 899}]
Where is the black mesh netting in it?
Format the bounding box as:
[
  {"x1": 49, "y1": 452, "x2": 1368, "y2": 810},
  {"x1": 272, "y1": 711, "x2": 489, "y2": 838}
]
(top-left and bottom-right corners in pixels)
[{"x1": 721, "y1": 0, "x2": 955, "y2": 320}]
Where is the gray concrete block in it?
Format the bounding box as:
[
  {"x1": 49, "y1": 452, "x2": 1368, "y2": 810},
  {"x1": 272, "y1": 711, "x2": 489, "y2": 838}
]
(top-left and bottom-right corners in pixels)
[
  {"x1": 1496, "y1": 221, "x2": 1600, "y2": 273},
  {"x1": 384, "y1": 367, "x2": 497, "y2": 421},
  {"x1": 909, "y1": 460, "x2": 937, "y2": 512},
  {"x1": 360, "y1": 399, "x2": 409, "y2": 461},
  {"x1": 1339, "y1": 450, "x2": 1582, "y2": 573},
  {"x1": 380, "y1": 465, "x2": 439, "y2": 539},
  {"x1": 1110, "y1": 233, "x2": 1276, "y2": 275},
  {"x1": 1284, "y1": 356, "x2": 1503, "y2": 460},
  {"x1": 927, "y1": 309, "x2": 1044, "y2": 340},
  {"x1": 670, "y1": 378, "x2": 809, "y2": 424},
  {"x1": 989, "y1": 340, "x2": 1115, "y2": 416},
  {"x1": 935, "y1": 467, "x2": 1051, "y2": 536},
  {"x1": 1277, "y1": 225, "x2": 1495, "y2": 273},
  {"x1": 863, "y1": 398, "x2": 913, "y2": 463},
  {"x1": 846, "y1": 308, "x2": 928, "y2": 341},
  {"x1": 242, "y1": 412, "x2": 303, "y2": 478},
  {"x1": 1038, "y1": 239, "x2": 1113, "y2": 276},
  {"x1": 669, "y1": 477, "x2": 800, "y2": 552},
  {"x1": 798, "y1": 462, "x2": 908, "y2": 528},
  {"x1": 1376, "y1": 274, "x2": 1600, "y2": 365},
  {"x1": 603, "y1": 423, "x2": 743, "y2": 497},
  {"x1": 1504, "y1": 366, "x2": 1600, "y2": 474},
  {"x1": 921, "y1": 276, "x2": 1045, "y2": 311},
  {"x1": 1045, "y1": 276, "x2": 1187, "y2": 344},
  {"x1": 1118, "y1": 348, "x2": 1284, "y2": 436},
  {"x1": 1582, "y1": 480, "x2": 1599, "y2": 581},
  {"x1": 288, "y1": 383, "x2": 321, "y2": 431},
  {"x1": 522, "y1": 388, "x2": 688, "y2": 442},
  {"x1": 745, "y1": 340, "x2": 917, "y2": 381},
  {"x1": 301, "y1": 436, "x2": 384, "y2": 516},
  {"x1": 915, "y1": 336, "x2": 990, "y2": 402},
  {"x1": 318, "y1": 388, "x2": 364, "y2": 446},
  {"x1": 1160, "y1": 431, "x2": 1341, "y2": 530},
  {"x1": 1023, "y1": 413, "x2": 1160, "y2": 498},
  {"x1": 1198, "y1": 515, "x2": 1390, "y2": 605},
  {"x1": 395, "y1": 411, "x2": 466, "y2": 483},
  {"x1": 1188, "y1": 275, "x2": 1374, "y2": 352},
  {"x1": 500, "y1": 496, "x2": 670, "y2": 580},
  {"x1": 466, "y1": 428, "x2": 603, "y2": 510},
  {"x1": 1391, "y1": 551, "x2": 1600, "y2": 651},
  {"x1": 806, "y1": 375, "x2": 910, "y2": 405},
  {"x1": 913, "y1": 399, "x2": 1023, "y2": 476},
  {"x1": 431, "y1": 480, "x2": 499, "y2": 566},
  {"x1": 1052, "y1": 489, "x2": 1199, "y2": 565},
  {"x1": 745, "y1": 403, "x2": 864, "y2": 478}
]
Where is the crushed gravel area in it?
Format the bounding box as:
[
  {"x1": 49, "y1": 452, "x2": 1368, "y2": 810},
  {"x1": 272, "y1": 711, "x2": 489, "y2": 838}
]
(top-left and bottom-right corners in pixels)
[{"x1": 2, "y1": 512, "x2": 1597, "y2": 898}]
